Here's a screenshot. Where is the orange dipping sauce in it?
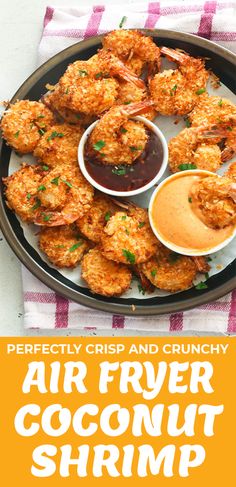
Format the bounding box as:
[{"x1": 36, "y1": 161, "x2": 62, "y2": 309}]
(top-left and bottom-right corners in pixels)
[{"x1": 150, "y1": 172, "x2": 234, "y2": 253}]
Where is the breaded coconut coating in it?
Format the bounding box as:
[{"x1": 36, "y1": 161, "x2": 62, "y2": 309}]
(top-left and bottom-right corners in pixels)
[
  {"x1": 225, "y1": 162, "x2": 236, "y2": 182},
  {"x1": 76, "y1": 193, "x2": 119, "y2": 243},
  {"x1": 168, "y1": 126, "x2": 223, "y2": 173},
  {"x1": 88, "y1": 102, "x2": 151, "y2": 166},
  {"x1": 33, "y1": 123, "x2": 84, "y2": 169},
  {"x1": 81, "y1": 248, "x2": 132, "y2": 296},
  {"x1": 189, "y1": 95, "x2": 236, "y2": 128},
  {"x1": 139, "y1": 245, "x2": 200, "y2": 293},
  {"x1": 101, "y1": 207, "x2": 159, "y2": 265},
  {"x1": 57, "y1": 60, "x2": 119, "y2": 115},
  {"x1": 190, "y1": 175, "x2": 236, "y2": 229},
  {"x1": 39, "y1": 225, "x2": 90, "y2": 268},
  {"x1": 43, "y1": 87, "x2": 95, "y2": 127},
  {"x1": 149, "y1": 47, "x2": 209, "y2": 116},
  {"x1": 1, "y1": 100, "x2": 54, "y2": 153},
  {"x1": 3, "y1": 164, "x2": 44, "y2": 222},
  {"x1": 33, "y1": 167, "x2": 94, "y2": 226}
]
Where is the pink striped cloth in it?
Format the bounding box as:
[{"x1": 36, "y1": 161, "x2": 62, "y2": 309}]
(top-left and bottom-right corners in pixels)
[{"x1": 23, "y1": 1, "x2": 236, "y2": 332}]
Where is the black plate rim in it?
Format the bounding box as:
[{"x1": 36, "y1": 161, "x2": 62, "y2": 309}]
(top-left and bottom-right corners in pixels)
[{"x1": 0, "y1": 28, "x2": 235, "y2": 316}]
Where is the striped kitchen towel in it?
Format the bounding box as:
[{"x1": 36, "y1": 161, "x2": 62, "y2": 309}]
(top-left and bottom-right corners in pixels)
[{"x1": 23, "y1": 1, "x2": 236, "y2": 331}]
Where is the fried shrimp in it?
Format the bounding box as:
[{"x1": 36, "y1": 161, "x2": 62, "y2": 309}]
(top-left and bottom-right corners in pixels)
[
  {"x1": 1, "y1": 100, "x2": 54, "y2": 153},
  {"x1": 32, "y1": 167, "x2": 94, "y2": 226},
  {"x1": 190, "y1": 175, "x2": 236, "y2": 229},
  {"x1": 149, "y1": 47, "x2": 209, "y2": 116},
  {"x1": 101, "y1": 207, "x2": 159, "y2": 265},
  {"x1": 33, "y1": 123, "x2": 84, "y2": 169},
  {"x1": 139, "y1": 245, "x2": 203, "y2": 293},
  {"x1": 102, "y1": 29, "x2": 161, "y2": 74},
  {"x1": 3, "y1": 164, "x2": 43, "y2": 222},
  {"x1": 116, "y1": 81, "x2": 157, "y2": 120},
  {"x1": 87, "y1": 100, "x2": 153, "y2": 165},
  {"x1": 81, "y1": 248, "x2": 132, "y2": 297},
  {"x1": 168, "y1": 123, "x2": 234, "y2": 173},
  {"x1": 76, "y1": 193, "x2": 119, "y2": 243},
  {"x1": 189, "y1": 95, "x2": 236, "y2": 161},
  {"x1": 39, "y1": 225, "x2": 90, "y2": 268},
  {"x1": 43, "y1": 87, "x2": 95, "y2": 127}
]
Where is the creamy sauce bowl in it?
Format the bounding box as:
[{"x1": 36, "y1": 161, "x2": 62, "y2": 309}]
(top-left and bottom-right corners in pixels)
[
  {"x1": 78, "y1": 116, "x2": 168, "y2": 197},
  {"x1": 149, "y1": 170, "x2": 236, "y2": 256}
]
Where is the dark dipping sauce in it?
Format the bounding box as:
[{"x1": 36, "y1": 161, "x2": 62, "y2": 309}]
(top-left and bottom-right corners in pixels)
[{"x1": 84, "y1": 129, "x2": 164, "y2": 192}]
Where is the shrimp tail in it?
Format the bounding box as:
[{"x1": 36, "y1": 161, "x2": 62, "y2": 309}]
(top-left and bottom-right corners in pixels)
[
  {"x1": 160, "y1": 46, "x2": 189, "y2": 64},
  {"x1": 120, "y1": 99, "x2": 154, "y2": 116},
  {"x1": 98, "y1": 50, "x2": 145, "y2": 89}
]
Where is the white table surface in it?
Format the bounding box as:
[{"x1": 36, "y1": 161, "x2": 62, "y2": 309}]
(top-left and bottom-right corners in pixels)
[{"x1": 0, "y1": 0, "x2": 226, "y2": 336}]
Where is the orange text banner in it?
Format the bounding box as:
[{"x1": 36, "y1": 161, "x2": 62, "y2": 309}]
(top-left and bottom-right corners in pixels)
[{"x1": 0, "y1": 337, "x2": 235, "y2": 486}]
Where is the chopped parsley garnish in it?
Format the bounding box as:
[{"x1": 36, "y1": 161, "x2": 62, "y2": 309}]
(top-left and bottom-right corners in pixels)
[
  {"x1": 47, "y1": 131, "x2": 64, "y2": 141},
  {"x1": 38, "y1": 128, "x2": 46, "y2": 136},
  {"x1": 205, "y1": 272, "x2": 209, "y2": 280},
  {"x1": 195, "y1": 281, "x2": 208, "y2": 290},
  {"x1": 26, "y1": 193, "x2": 31, "y2": 200},
  {"x1": 76, "y1": 113, "x2": 81, "y2": 119},
  {"x1": 37, "y1": 185, "x2": 46, "y2": 192},
  {"x1": 207, "y1": 256, "x2": 212, "y2": 262},
  {"x1": 121, "y1": 215, "x2": 127, "y2": 220},
  {"x1": 14, "y1": 130, "x2": 20, "y2": 138},
  {"x1": 124, "y1": 100, "x2": 131, "y2": 105},
  {"x1": 129, "y1": 145, "x2": 143, "y2": 151},
  {"x1": 31, "y1": 198, "x2": 41, "y2": 211},
  {"x1": 168, "y1": 251, "x2": 180, "y2": 264},
  {"x1": 227, "y1": 126, "x2": 233, "y2": 131},
  {"x1": 65, "y1": 87, "x2": 69, "y2": 94},
  {"x1": 51, "y1": 176, "x2": 60, "y2": 186},
  {"x1": 69, "y1": 241, "x2": 83, "y2": 252},
  {"x1": 138, "y1": 221, "x2": 145, "y2": 228},
  {"x1": 93, "y1": 140, "x2": 106, "y2": 151},
  {"x1": 112, "y1": 166, "x2": 126, "y2": 176},
  {"x1": 120, "y1": 127, "x2": 128, "y2": 134},
  {"x1": 42, "y1": 165, "x2": 49, "y2": 171},
  {"x1": 105, "y1": 211, "x2": 111, "y2": 222},
  {"x1": 43, "y1": 214, "x2": 51, "y2": 222},
  {"x1": 185, "y1": 117, "x2": 191, "y2": 128},
  {"x1": 170, "y1": 84, "x2": 177, "y2": 95},
  {"x1": 218, "y1": 98, "x2": 223, "y2": 106},
  {"x1": 188, "y1": 197, "x2": 192, "y2": 203},
  {"x1": 122, "y1": 249, "x2": 135, "y2": 264},
  {"x1": 61, "y1": 179, "x2": 72, "y2": 188},
  {"x1": 196, "y1": 88, "x2": 206, "y2": 95},
  {"x1": 179, "y1": 163, "x2": 197, "y2": 171},
  {"x1": 78, "y1": 69, "x2": 88, "y2": 77},
  {"x1": 55, "y1": 244, "x2": 65, "y2": 249},
  {"x1": 125, "y1": 229, "x2": 130, "y2": 235},
  {"x1": 138, "y1": 284, "x2": 146, "y2": 295},
  {"x1": 151, "y1": 269, "x2": 157, "y2": 277},
  {"x1": 119, "y1": 16, "x2": 127, "y2": 28},
  {"x1": 37, "y1": 114, "x2": 45, "y2": 119},
  {"x1": 95, "y1": 72, "x2": 107, "y2": 79}
]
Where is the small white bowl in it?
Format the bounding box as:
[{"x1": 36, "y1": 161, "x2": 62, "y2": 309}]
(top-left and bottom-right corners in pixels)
[
  {"x1": 148, "y1": 170, "x2": 236, "y2": 256},
  {"x1": 78, "y1": 116, "x2": 168, "y2": 197}
]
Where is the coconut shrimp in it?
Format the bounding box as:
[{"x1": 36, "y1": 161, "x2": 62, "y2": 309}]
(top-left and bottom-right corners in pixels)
[
  {"x1": 1, "y1": 100, "x2": 54, "y2": 153},
  {"x1": 76, "y1": 193, "x2": 119, "y2": 243},
  {"x1": 139, "y1": 245, "x2": 209, "y2": 293},
  {"x1": 3, "y1": 164, "x2": 44, "y2": 222},
  {"x1": 32, "y1": 167, "x2": 94, "y2": 226},
  {"x1": 81, "y1": 248, "x2": 132, "y2": 297},
  {"x1": 39, "y1": 225, "x2": 90, "y2": 268},
  {"x1": 57, "y1": 52, "x2": 144, "y2": 116},
  {"x1": 33, "y1": 123, "x2": 84, "y2": 169},
  {"x1": 149, "y1": 47, "x2": 209, "y2": 116},
  {"x1": 116, "y1": 81, "x2": 157, "y2": 120},
  {"x1": 190, "y1": 175, "x2": 236, "y2": 229},
  {"x1": 189, "y1": 95, "x2": 236, "y2": 161},
  {"x1": 87, "y1": 100, "x2": 153, "y2": 165},
  {"x1": 101, "y1": 207, "x2": 159, "y2": 265},
  {"x1": 168, "y1": 121, "x2": 236, "y2": 173},
  {"x1": 102, "y1": 29, "x2": 161, "y2": 75},
  {"x1": 42, "y1": 86, "x2": 95, "y2": 128}
]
